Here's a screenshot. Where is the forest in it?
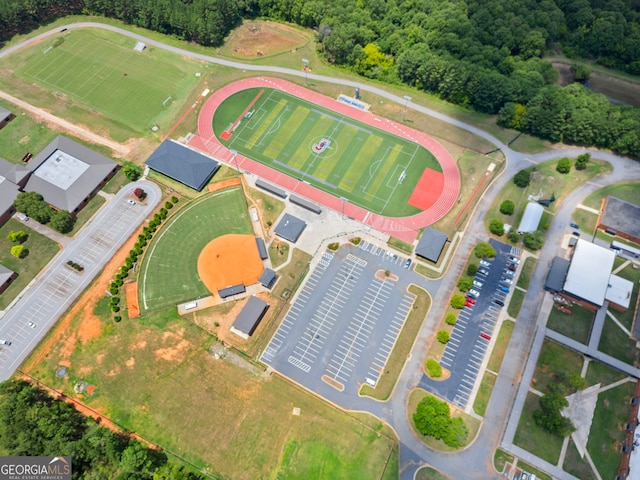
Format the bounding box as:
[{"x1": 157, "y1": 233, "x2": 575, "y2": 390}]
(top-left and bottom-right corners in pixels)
[
  {"x1": 0, "y1": 380, "x2": 205, "y2": 479},
  {"x1": 0, "y1": 0, "x2": 639, "y2": 156}
]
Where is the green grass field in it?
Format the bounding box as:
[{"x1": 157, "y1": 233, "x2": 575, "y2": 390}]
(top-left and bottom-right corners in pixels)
[
  {"x1": 11, "y1": 29, "x2": 201, "y2": 135},
  {"x1": 213, "y1": 88, "x2": 443, "y2": 217},
  {"x1": 139, "y1": 187, "x2": 252, "y2": 312}
]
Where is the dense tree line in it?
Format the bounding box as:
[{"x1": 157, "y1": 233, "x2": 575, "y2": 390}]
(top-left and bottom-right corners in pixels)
[
  {"x1": 1, "y1": 0, "x2": 640, "y2": 156},
  {"x1": 0, "y1": 380, "x2": 206, "y2": 479}
]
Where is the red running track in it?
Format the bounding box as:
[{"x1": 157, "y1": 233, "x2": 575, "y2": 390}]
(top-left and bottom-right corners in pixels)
[{"x1": 188, "y1": 77, "x2": 460, "y2": 243}]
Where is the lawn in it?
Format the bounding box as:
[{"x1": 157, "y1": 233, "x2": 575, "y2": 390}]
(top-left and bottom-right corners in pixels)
[
  {"x1": 516, "y1": 257, "x2": 537, "y2": 290},
  {"x1": 0, "y1": 218, "x2": 60, "y2": 309},
  {"x1": 0, "y1": 28, "x2": 202, "y2": 142},
  {"x1": 487, "y1": 320, "x2": 515, "y2": 373},
  {"x1": 507, "y1": 289, "x2": 525, "y2": 318},
  {"x1": 531, "y1": 340, "x2": 584, "y2": 394},
  {"x1": 582, "y1": 181, "x2": 640, "y2": 210},
  {"x1": 213, "y1": 87, "x2": 443, "y2": 217},
  {"x1": 138, "y1": 187, "x2": 252, "y2": 313},
  {"x1": 546, "y1": 304, "x2": 594, "y2": 345},
  {"x1": 563, "y1": 438, "x2": 597, "y2": 480},
  {"x1": 587, "y1": 381, "x2": 636, "y2": 480},
  {"x1": 585, "y1": 361, "x2": 628, "y2": 389},
  {"x1": 244, "y1": 185, "x2": 285, "y2": 230},
  {"x1": 493, "y1": 449, "x2": 514, "y2": 474},
  {"x1": 415, "y1": 466, "x2": 452, "y2": 480},
  {"x1": 598, "y1": 316, "x2": 640, "y2": 366},
  {"x1": 513, "y1": 392, "x2": 563, "y2": 465},
  {"x1": 26, "y1": 306, "x2": 396, "y2": 480},
  {"x1": 360, "y1": 285, "x2": 430, "y2": 400},
  {"x1": 570, "y1": 208, "x2": 598, "y2": 236},
  {"x1": 609, "y1": 261, "x2": 640, "y2": 330},
  {"x1": 473, "y1": 372, "x2": 496, "y2": 417}
]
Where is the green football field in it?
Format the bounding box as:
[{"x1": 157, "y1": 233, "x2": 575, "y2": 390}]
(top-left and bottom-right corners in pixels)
[
  {"x1": 139, "y1": 187, "x2": 252, "y2": 313},
  {"x1": 213, "y1": 88, "x2": 442, "y2": 217},
  {"x1": 14, "y1": 29, "x2": 201, "y2": 134}
]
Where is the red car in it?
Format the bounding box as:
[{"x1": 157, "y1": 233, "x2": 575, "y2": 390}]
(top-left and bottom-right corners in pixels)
[
  {"x1": 480, "y1": 332, "x2": 491, "y2": 341},
  {"x1": 465, "y1": 300, "x2": 474, "y2": 308},
  {"x1": 466, "y1": 296, "x2": 476, "y2": 304}
]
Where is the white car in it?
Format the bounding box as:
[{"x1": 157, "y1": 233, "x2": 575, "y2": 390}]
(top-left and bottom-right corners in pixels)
[
  {"x1": 479, "y1": 260, "x2": 491, "y2": 267},
  {"x1": 501, "y1": 277, "x2": 513, "y2": 285},
  {"x1": 473, "y1": 280, "x2": 484, "y2": 288},
  {"x1": 509, "y1": 256, "x2": 521, "y2": 264},
  {"x1": 469, "y1": 289, "x2": 481, "y2": 298},
  {"x1": 504, "y1": 269, "x2": 514, "y2": 276},
  {"x1": 27, "y1": 321, "x2": 36, "y2": 328},
  {"x1": 127, "y1": 199, "x2": 136, "y2": 205}
]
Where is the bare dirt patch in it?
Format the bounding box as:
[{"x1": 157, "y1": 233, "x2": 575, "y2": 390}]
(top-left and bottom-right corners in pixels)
[{"x1": 220, "y1": 21, "x2": 308, "y2": 59}]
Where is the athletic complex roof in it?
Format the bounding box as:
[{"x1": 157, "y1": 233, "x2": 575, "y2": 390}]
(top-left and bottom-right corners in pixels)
[
  {"x1": 518, "y1": 202, "x2": 544, "y2": 233},
  {"x1": 274, "y1": 214, "x2": 306, "y2": 243},
  {"x1": 259, "y1": 268, "x2": 276, "y2": 289},
  {"x1": 145, "y1": 140, "x2": 219, "y2": 191},
  {"x1": 564, "y1": 239, "x2": 615, "y2": 307},
  {"x1": 24, "y1": 136, "x2": 117, "y2": 213},
  {"x1": 415, "y1": 227, "x2": 448, "y2": 263},
  {"x1": 545, "y1": 257, "x2": 570, "y2": 292},
  {"x1": 600, "y1": 196, "x2": 640, "y2": 240},
  {"x1": 230, "y1": 296, "x2": 269, "y2": 339}
]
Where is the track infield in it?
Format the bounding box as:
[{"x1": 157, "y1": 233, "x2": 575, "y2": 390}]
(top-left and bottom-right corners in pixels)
[{"x1": 189, "y1": 77, "x2": 460, "y2": 242}]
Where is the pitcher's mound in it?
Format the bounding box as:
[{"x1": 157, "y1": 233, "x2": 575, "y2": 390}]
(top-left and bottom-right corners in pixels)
[{"x1": 197, "y1": 234, "x2": 264, "y2": 293}]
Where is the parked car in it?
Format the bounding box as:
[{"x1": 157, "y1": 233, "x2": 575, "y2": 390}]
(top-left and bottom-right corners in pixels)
[
  {"x1": 501, "y1": 277, "x2": 513, "y2": 285},
  {"x1": 504, "y1": 270, "x2": 514, "y2": 276},
  {"x1": 17, "y1": 213, "x2": 29, "y2": 221},
  {"x1": 509, "y1": 256, "x2": 521, "y2": 264},
  {"x1": 0, "y1": 340, "x2": 11, "y2": 346},
  {"x1": 27, "y1": 321, "x2": 36, "y2": 328},
  {"x1": 479, "y1": 260, "x2": 491, "y2": 267},
  {"x1": 404, "y1": 258, "x2": 412, "y2": 269},
  {"x1": 465, "y1": 299, "x2": 475, "y2": 308},
  {"x1": 473, "y1": 280, "x2": 484, "y2": 288},
  {"x1": 127, "y1": 199, "x2": 136, "y2": 206},
  {"x1": 469, "y1": 289, "x2": 481, "y2": 298},
  {"x1": 493, "y1": 299, "x2": 505, "y2": 307},
  {"x1": 499, "y1": 285, "x2": 509, "y2": 293},
  {"x1": 480, "y1": 332, "x2": 491, "y2": 340},
  {"x1": 507, "y1": 264, "x2": 516, "y2": 271},
  {"x1": 569, "y1": 222, "x2": 579, "y2": 229},
  {"x1": 478, "y1": 268, "x2": 489, "y2": 276},
  {"x1": 572, "y1": 231, "x2": 580, "y2": 236}
]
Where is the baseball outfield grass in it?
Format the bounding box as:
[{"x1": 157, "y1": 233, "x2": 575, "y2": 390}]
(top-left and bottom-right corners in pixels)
[{"x1": 213, "y1": 88, "x2": 443, "y2": 217}]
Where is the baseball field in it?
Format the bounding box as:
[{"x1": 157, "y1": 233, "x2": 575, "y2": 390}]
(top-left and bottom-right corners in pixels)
[{"x1": 212, "y1": 88, "x2": 443, "y2": 217}]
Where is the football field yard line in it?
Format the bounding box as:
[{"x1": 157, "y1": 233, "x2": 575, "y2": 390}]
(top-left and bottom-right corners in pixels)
[
  {"x1": 380, "y1": 147, "x2": 419, "y2": 212},
  {"x1": 286, "y1": 114, "x2": 336, "y2": 172},
  {"x1": 338, "y1": 136, "x2": 383, "y2": 192},
  {"x1": 244, "y1": 99, "x2": 287, "y2": 149},
  {"x1": 362, "y1": 145, "x2": 402, "y2": 202},
  {"x1": 310, "y1": 122, "x2": 357, "y2": 181},
  {"x1": 264, "y1": 105, "x2": 310, "y2": 159}
]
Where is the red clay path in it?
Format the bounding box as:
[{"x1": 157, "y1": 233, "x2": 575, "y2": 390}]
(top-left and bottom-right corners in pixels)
[{"x1": 188, "y1": 77, "x2": 460, "y2": 243}]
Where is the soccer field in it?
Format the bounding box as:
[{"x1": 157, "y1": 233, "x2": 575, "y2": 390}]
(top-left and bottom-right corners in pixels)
[
  {"x1": 212, "y1": 88, "x2": 443, "y2": 217},
  {"x1": 13, "y1": 29, "x2": 201, "y2": 134}
]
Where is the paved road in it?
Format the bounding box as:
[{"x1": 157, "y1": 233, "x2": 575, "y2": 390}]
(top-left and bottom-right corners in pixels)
[
  {"x1": 3, "y1": 22, "x2": 640, "y2": 480},
  {"x1": 0, "y1": 181, "x2": 161, "y2": 382}
]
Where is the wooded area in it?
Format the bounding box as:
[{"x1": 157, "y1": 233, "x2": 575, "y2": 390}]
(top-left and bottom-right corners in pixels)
[
  {"x1": 0, "y1": 0, "x2": 639, "y2": 154},
  {"x1": 0, "y1": 380, "x2": 205, "y2": 479}
]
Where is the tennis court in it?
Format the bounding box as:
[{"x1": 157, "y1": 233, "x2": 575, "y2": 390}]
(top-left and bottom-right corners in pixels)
[{"x1": 213, "y1": 88, "x2": 443, "y2": 217}]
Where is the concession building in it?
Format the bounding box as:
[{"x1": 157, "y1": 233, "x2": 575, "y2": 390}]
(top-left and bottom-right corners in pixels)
[{"x1": 230, "y1": 296, "x2": 269, "y2": 340}]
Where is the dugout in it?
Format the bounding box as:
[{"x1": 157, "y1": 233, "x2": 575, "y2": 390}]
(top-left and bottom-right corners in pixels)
[
  {"x1": 415, "y1": 227, "x2": 448, "y2": 263},
  {"x1": 256, "y1": 237, "x2": 268, "y2": 260},
  {"x1": 255, "y1": 179, "x2": 287, "y2": 198},
  {"x1": 289, "y1": 195, "x2": 322, "y2": 214},
  {"x1": 259, "y1": 269, "x2": 277, "y2": 289},
  {"x1": 145, "y1": 140, "x2": 220, "y2": 191},
  {"x1": 230, "y1": 296, "x2": 269, "y2": 340},
  {"x1": 218, "y1": 284, "x2": 246, "y2": 299},
  {"x1": 274, "y1": 214, "x2": 307, "y2": 243}
]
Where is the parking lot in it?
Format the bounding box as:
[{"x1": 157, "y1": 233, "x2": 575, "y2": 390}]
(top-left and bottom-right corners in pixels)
[
  {"x1": 421, "y1": 240, "x2": 521, "y2": 408},
  {"x1": 262, "y1": 243, "x2": 415, "y2": 395}
]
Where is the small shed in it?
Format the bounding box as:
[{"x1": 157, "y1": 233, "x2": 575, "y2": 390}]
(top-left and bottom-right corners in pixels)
[
  {"x1": 256, "y1": 237, "x2": 268, "y2": 260},
  {"x1": 544, "y1": 257, "x2": 570, "y2": 292},
  {"x1": 274, "y1": 214, "x2": 306, "y2": 243},
  {"x1": 230, "y1": 296, "x2": 269, "y2": 339},
  {"x1": 134, "y1": 42, "x2": 146, "y2": 52},
  {"x1": 259, "y1": 268, "x2": 277, "y2": 289}
]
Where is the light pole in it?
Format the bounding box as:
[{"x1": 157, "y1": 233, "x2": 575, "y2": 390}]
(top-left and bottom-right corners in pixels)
[
  {"x1": 302, "y1": 58, "x2": 309, "y2": 85},
  {"x1": 229, "y1": 149, "x2": 239, "y2": 173},
  {"x1": 402, "y1": 95, "x2": 411, "y2": 122},
  {"x1": 340, "y1": 196, "x2": 348, "y2": 220}
]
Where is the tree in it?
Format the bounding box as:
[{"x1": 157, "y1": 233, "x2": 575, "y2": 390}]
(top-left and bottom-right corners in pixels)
[
  {"x1": 14, "y1": 191, "x2": 43, "y2": 213},
  {"x1": 10, "y1": 245, "x2": 24, "y2": 258},
  {"x1": 500, "y1": 200, "x2": 515, "y2": 215},
  {"x1": 533, "y1": 390, "x2": 575, "y2": 437},
  {"x1": 556, "y1": 157, "x2": 572, "y2": 174},
  {"x1": 489, "y1": 219, "x2": 505, "y2": 236},
  {"x1": 425, "y1": 359, "x2": 442, "y2": 378},
  {"x1": 413, "y1": 395, "x2": 468, "y2": 447},
  {"x1": 467, "y1": 263, "x2": 478, "y2": 276},
  {"x1": 575, "y1": 153, "x2": 590, "y2": 170},
  {"x1": 7, "y1": 231, "x2": 27, "y2": 243},
  {"x1": 457, "y1": 276, "x2": 473, "y2": 292},
  {"x1": 474, "y1": 242, "x2": 496, "y2": 258},
  {"x1": 445, "y1": 313, "x2": 457, "y2": 325},
  {"x1": 437, "y1": 330, "x2": 450, "y2": 344},
  {"x1": 122, "y1": 163, "x2": 142, "y2": 181},
  {"x1": 49, "y1": 210, "x2": 74, "y2": 233},
  {"x1": 523, "y1": 230, "x2": 544, "y2": 250},
  {"x1": 513, "y1": 168, "x2": 532, "y2": 188},
  {"x1": 450, "y1": 294, "x2": 466, "y2": 309},
  {"x1": 508, "y1": 231, "x2": 521, "y2": 244},
  {"x1": 134, "y1": 188, "x2": 146, "y2": 200}
]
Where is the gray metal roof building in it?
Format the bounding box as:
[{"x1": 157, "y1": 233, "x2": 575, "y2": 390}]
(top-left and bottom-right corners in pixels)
[
  {"x1": 0, "y1": 158, "x2": 30, "y2": 186},
  {"x1": 218, "y1": 284, "x2": 246, "y2": 299},
  {"x1": 415, "y1": 227, "x2": 448, "y2": 263},
  {"x1": 256, "y1": 237, "x2": 268, "y2": 260},
  {"x1": 255, "y1": 179, "x2": 286, "y2": 198},
  {"x1": 544, "y1": 257, "x2": 570, "y2": 292},
  {"x1": 24, "y1": 136, "x2": 117, "y2": 213},
  {"x1": 230, "y1": 296, "x2": 269, "y2": 339},
  {"x1": 0, "y1": 107, "x2": 11, "y2": 122},
  {"x1": 145, "y1": 140, "x2": 220, "y2": 191},
  {"x1": 259, "y1": 268, "x2": 276, "y2": 289},
  {"x1": 274, "y1": 214, "x2": 306, "y2": 243},
  {"x1": 564, "y1": 239, "x2": 615, "y2": 307},
  {"x1": 517, "y1": 202, "x2": 544, "y2": 233},
  {"x1": 0, "y1": 264, "x2": 15, "y2": 284},
  {"x1": 289, "y1": 194, "x2": 321, "y2": 214}
]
